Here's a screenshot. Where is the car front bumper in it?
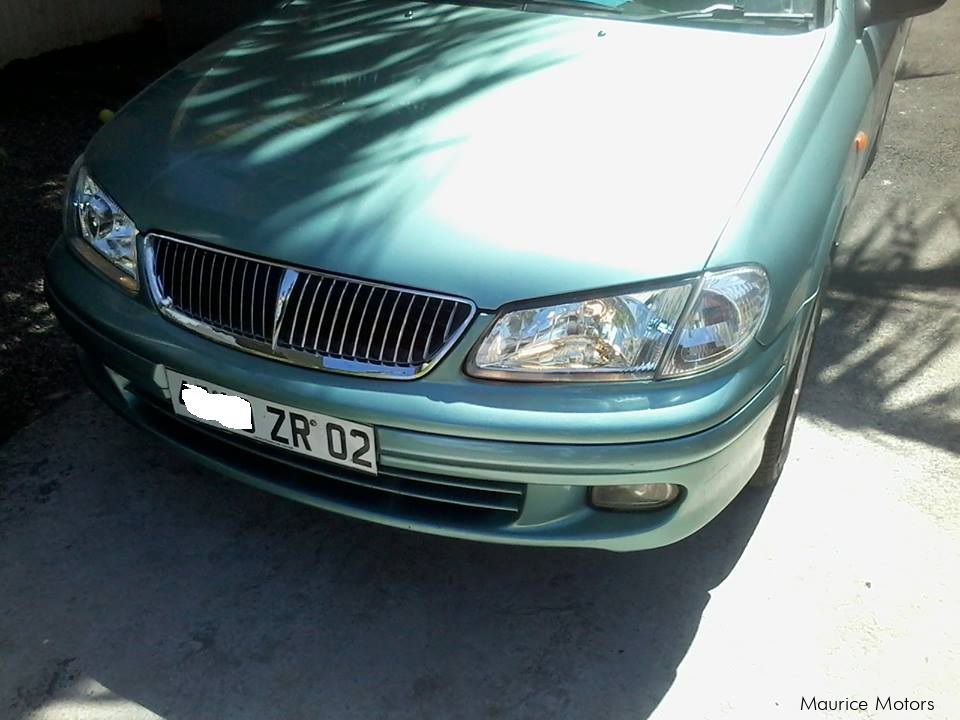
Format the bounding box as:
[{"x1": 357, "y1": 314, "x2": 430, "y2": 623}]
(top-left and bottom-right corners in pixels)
[{"x1": 46, "y1": 236, "x2": 801, "y2": 551}]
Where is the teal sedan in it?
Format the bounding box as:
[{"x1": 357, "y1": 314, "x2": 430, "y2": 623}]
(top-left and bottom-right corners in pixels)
[{"x1": 45, "y1": 0, "x2": 945, "y2": 550}]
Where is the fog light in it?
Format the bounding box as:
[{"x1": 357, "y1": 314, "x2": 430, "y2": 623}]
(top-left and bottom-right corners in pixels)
[{"x1": 590, "y1": 483, "x2": 681, "y2": 511}]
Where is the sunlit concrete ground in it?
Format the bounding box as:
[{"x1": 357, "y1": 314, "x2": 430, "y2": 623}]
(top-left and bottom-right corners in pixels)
[{"x1": 2, "y1": 5, "x2": 959, "y2": 720}]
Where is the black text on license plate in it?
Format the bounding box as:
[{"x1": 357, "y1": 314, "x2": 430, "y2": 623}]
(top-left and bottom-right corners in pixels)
[{"x1": 165, "y1": 369, "x2": 378, "y2": 475}]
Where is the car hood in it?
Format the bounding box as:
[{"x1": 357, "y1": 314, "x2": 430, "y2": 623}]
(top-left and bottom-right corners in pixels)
[{"x1": 86, "y1": 0, "x2": 824, "y2": 310}]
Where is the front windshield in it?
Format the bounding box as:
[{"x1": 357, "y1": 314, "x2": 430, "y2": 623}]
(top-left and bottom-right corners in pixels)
[
  {"x1": 538, "y1": 0, "x2": 814, "y2": 11},
  {"x1": 457, "y1": 0, "x2": 820, "y2": 29}
]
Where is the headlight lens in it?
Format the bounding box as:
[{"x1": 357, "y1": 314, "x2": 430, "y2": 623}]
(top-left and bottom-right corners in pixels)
[
  {"x1": 71, "y1": 167, "x2": 139, "y2": 283},
  {"x1": 659, "y1": 266, "x2": 770, "y2": 378},
  {"x1": 467, "y1": 282, "x2": 694, "y2": 381},
  {"x1": 467, "y1": 266, "x2": 769, "y2": 381}
]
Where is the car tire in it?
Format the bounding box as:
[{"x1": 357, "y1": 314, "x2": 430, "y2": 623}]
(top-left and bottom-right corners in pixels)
[{"x1": 748, "y1": 274, "x2": 825, "y2": 488}]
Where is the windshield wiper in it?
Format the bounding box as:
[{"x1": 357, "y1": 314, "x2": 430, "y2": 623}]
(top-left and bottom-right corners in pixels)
[
  {"x1": 521, "y1": 0, "x2": 624, "y2": 15},
  {"x1": 633, "y1": 3, "x2": 814, "y2": 23},
  {"x1": 516, "y1": 0, "x2": 813, "y2": 25}
]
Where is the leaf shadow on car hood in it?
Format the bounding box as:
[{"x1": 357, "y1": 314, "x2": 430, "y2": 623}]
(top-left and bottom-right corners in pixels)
[{"x1": 86, "y1": 0, "x2": 825, "y2": 308}]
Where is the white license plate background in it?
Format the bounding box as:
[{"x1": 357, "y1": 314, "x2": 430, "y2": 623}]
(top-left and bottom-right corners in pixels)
[{"x1": 165, "y1": 369, "x2": 378, "y2": 474}]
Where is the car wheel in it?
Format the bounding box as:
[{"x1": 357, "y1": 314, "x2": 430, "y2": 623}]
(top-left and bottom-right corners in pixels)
[{"x1": 748, "y1": 277, "x2": 824, "y2": 488}]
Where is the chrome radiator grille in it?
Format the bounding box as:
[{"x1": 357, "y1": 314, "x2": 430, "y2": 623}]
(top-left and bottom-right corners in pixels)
[{"x1": 145, "y1": 235, "x2": 475, "y2": 379}]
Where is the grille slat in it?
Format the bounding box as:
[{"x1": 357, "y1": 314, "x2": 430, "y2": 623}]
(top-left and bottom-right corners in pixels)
[
  {"x1": 227, "y1": 257, "x2": 236, "y2": 328},
  {"x1": 187, "y1": 247, "x2": 198, "y2": 315},
  {"x1": 237, "y1": 261, "x2": 248, "y2": 334},
  {"x1": 321, "y1": 468, "x2": 521, "y2": 512},
  {"x1": 249, "y1": 265, "x2": 259, "y2": 336},
  {"x1": 260, "y1": 266, "x2": 269, "y2": 339},
  {"x1": 325, "y1": 282, "x2": 349, "y2": 354},
  {"x1": 379, "y1": 292, "x2": 401, "y2": 362},
  {"x1": 351, "y1": 286, "x2": 376, "y2": 358},
  {"x1": 160, "y1": 239, "x2": 172, "y2": 291},
  {"x1": 287, "y1": 274, "x2": 311, "y2": 346},
  {"x1": 198, "y1": 252, "x2": 208, "y2": 318},
  {"x1": 206, "y1": 253, "x2": 216, "y2": 321},
  {"x1": 312, "y1": 279, "x2": 338, "y2": 352},
  {"x1": 298, "y1": 276, "x2": 322, "y2": 348},
  {"x1": 366, "y1": 289, "x2": 388, "y2": 358},
  {"x1": 393, "y1": 296, "x2": 414, "y2": 363},
  {"x1": 407, "y1": 298, "x2": 429, "y2": 364},
  {"x1": 149, "y1": 235, "x2": 475, "y2": 379},
  {"x1": 443, "y1": 305, "x2": 456, "y2": 343},
  {"x1": 338, "y1": 284, "x2": 362, "y2": 356},
  {"x1": 424, "y1": 299, "x2": 444, "y2": 360},
  {"x1": 383, "y1": 467, "x2": 525, "y2": 497},
  {"x1": 178, "y1": 245, "x2": 187, "y2": 309},
  {"x1": 217, "y1": 254, "x2": 227, "y2": 326}
]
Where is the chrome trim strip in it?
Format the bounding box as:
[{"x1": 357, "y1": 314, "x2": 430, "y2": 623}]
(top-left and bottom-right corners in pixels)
[
  {"x1": 379, "y1": 292, "x2": 401, "y2": 362},
  {"x1": 299, "y1": 275, "x2": 324, "y2": 348},
  {"x1": 338, "y1": 284, "x2": 361, "y2": 356},
  {"x1": 239, "y1": 260, "x2": 250, "y2": 335},
  {"x1": 272, "y1": 268, "x2": 300, "y2": 352},
  {"x1": 198, "y1": 251, "x2": 208, "y2": 317},
  {"x1": 249, "y1": 264, "x2": 260, "y2": 336},
  {"x1": 267, "y1": 269, "x2": 276, "y2": 333},
  {"x1": 408, "y1": 298, "x2": 429, "y2": 364},
  {"x1": 311, "y1": 279, "x2": 336, "y2": 351},
  {"x1": 325, "y1": 282, "x2": 349, "y2": 354},
  {"x1": 351, "y1": 286, "x2": 375, "y2": 357},
  {"x1": 286, "y1": 273, "x2": 310, "y2": 347},
  {"x1": 188, "y1": 246, "x2": 198, "y2": 315},
  {"x1": 393, "y1": 295, "x2": 414, "y2": 363},
  {"x1": 143, "y1": 234, "x2": 477, "y2": 381},
  {"x1": 366, "y1": 288, "x2": 388, "y2": 358},
  {"x1": 423, "y1": 299, "x2": 444, "y2": 361},
  {"x1": 227, "y1": 256, "x2": 238, "y2": 327},
  {"x1": 206, "y1": 253, "x2": 215, "y2": 320},
  {"x1": 178, "y1": 243, "x2": 187, "y2": 306},
  {"x1": 443, "y1": 305, "x2": 456, "y2": 340}
]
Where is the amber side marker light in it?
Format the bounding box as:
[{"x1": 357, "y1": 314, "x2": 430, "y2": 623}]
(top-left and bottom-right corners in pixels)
[{"x1": 855, "y1": 131, "x2": 870, "y2": 153}]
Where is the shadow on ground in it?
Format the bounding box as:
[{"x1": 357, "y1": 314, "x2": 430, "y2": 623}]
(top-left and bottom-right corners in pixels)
[
  {"x1": 807, "y1": 197, "x2": 960, "y2": 455},
  {"x1": 1, "y1": 5, "x2": 775, "y2": 718},
  {"x1": 4, "y1": 3, "x2": 960, "y2": 719},
  {"x1": 1, "y1": 406, "x2": 773, "y2": 718},
  {"x1": 0, "y1": 25, "x2": 185, "y2": 443}
]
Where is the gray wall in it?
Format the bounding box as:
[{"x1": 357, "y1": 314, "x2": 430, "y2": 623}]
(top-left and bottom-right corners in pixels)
[
  {"x1": 0, "y1": 0, "x2": 162, "y2": 67},
  {"x1": 159, "y1": 0, "x2": 275, "y2": 51}
]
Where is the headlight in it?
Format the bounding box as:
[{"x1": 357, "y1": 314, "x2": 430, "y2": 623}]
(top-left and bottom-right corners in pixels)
[
  {"x1": 466, "y1": 282, "x2": 694, "y2": 381},
  {"x1": 68, "y1": 166, "x2": 139, "y2": 291},
  {"x1": 466, "y1": 266, "x2": 769, "y2": 382},
  {"x1": 659, "y1": 266, "x2": 770, "y2": 378}
]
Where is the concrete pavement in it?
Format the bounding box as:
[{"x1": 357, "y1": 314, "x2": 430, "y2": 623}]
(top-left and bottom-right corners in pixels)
[{"x1": 2, "y1": 5, "x2": 959, "y2": 719}]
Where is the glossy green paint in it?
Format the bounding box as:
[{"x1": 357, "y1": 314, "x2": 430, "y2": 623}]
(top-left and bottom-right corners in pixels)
[
  {"x1": 85, "y1": 0, "x2": 829, "y2": 314},
  {"x1": 48, "y1": 0, "x2": 909, "y2": 549},
  {"x1": 46, "y1": 238, "x2": 797, "y2": 550},
  {"x1": 47, "y1": 237, "x2": 803, "y2": 445},
  {"x1": 708, "y1": 6, "x2": 905, "y2": 343}
]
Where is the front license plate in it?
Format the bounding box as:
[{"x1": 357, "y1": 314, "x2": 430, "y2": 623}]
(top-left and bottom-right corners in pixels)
[{"x1": 165, "y1": 369, "x2": 378, "y2": 475}]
